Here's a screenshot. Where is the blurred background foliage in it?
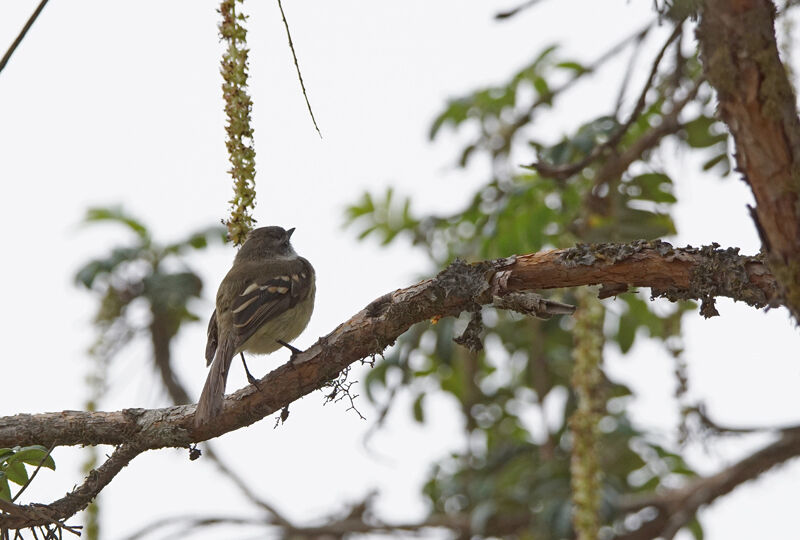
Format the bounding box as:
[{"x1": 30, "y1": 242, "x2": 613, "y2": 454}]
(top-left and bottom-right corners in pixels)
[
  {"x1": 76, "y1": 207, "x2": 226, "y2": 408},
  {"x1": 344, "y1": 12, "x2": 728, "y2": 540},
  {"x1": 75, "y1": 208, "x2": 225, "y2": 540}
]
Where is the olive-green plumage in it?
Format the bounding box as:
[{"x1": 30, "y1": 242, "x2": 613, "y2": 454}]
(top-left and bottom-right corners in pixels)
[{"x1": 195, "y1": 227, "x2": 315, "y2": 425}]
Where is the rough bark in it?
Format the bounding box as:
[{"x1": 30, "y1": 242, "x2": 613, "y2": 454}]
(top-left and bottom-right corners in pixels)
[
  {"x1": 698, "y1": 0, "x2": 800, "y2": 320},
  {"x1": 0, "y1": 241, "x2": 779, "y2": 451},
  {"x1": 0, "y1": 241, "x2": 783, "y2": 529}
]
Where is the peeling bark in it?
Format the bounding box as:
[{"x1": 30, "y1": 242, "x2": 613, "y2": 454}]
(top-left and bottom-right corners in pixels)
[
  {"x1": 0, "y1": 241, "x2": 784, "y2": 530},
  {"x1": 698, "y1": 0, "x2": 800, "y2": 319},
  {"x1": 0, "y1": 242, "x2": 779, "y2": 451}
]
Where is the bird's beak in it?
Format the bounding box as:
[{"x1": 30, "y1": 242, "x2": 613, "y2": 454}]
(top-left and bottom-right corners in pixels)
[{"x1": 286, "y1": 227, "x2": 296, "y2": 239}]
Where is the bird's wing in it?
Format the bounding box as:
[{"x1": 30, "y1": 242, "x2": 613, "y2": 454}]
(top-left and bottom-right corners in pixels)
[
  {"x1": 205, "y1": 309, "x2": 218, "y2": 367},
  {"x1": 230, "y1": 257, "x2": 314, "y2": 348}
]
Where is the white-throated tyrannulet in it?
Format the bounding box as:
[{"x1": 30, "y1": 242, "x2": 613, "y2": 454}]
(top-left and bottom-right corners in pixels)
[{"x1": 195, "y1": 226, "x2": 315, "y2": 425}]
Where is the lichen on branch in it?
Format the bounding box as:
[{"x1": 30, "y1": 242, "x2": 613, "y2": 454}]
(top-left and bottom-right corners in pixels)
[
  {"x1": 219, "y1": 0, "x2": 257, "y2": 246},
  {"x1": 697, "y1": 0, "x2": 800, "y2": 320},
  {"x1": 0, "y1": 241, "x2": 781, "y2": 453}
]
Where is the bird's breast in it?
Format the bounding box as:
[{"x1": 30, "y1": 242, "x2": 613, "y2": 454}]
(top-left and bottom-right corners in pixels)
[{"x1": 237, "y1": 282, "x2": 315, "y2": 356}]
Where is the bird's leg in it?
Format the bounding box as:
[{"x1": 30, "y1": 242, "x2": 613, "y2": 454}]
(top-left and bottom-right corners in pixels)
[
  {"x1": 240, "y1": 352, "x2": 261, "y2": 389},
  {"x1": 277, "y1": 339, "x2": 303, "y2": 363}
]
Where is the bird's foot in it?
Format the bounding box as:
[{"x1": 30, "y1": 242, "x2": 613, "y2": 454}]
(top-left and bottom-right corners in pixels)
[
  {"x1": 240, "y1": 352, "x2": 261, "y2": 390},
  {"x1": 277, "y1": 339, "x2": 303, "y2": 364}
]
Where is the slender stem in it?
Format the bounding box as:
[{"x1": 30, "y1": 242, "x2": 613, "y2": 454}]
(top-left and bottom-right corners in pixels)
[
  {"x1": 0, "y1": 0, "x2": 51, "y2": 76},
  {"x1": 10, "y1": 443, "x2": 56, "y2": 503},
  {"x1": 277, "y1": 0, "x2": 322, "y2": 138}
]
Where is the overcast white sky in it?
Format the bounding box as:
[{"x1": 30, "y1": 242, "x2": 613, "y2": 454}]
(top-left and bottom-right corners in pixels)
[{"x1": 1, "y1": 1, "x2": 799, "y2": 539}]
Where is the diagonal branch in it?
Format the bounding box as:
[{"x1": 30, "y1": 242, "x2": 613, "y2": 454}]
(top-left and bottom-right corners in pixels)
[
  {"x1": 0, "y1": 241, "x2": 780, "y2": 449},
  {"x1": 118, "y1": 419, "x2": 800, "y2": 540},
  {"x1": 617, "y1": 428, "x2": 800, "y2": 540},
  {"x1": 495, "y1": 0, "x2": 546, "y2": 19},
  {"x1": 0, "y1": 241, "x2": 783, "y2": 529},
  {"x1": 528, "y1": 22, "x2": 684, "y2": 179},
  {"x1": 277, "y1": 0, "x2": 322, "y2": 137},
  {"x1": 0, "y1": 0, "x2": 50, "y2": 76},
  {"x1": 592, "y1": 75, "x2": 704, "y2": 187},
  {"x1": 1, "y1": 443, "x2": 141, "y2": 530},
  {"x1": 482, "y1": 22, "x2": 652, "y2": 161}
]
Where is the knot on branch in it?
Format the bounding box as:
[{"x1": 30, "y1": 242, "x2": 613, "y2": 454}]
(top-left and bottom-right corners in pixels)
[{"x1": 433, "y1": 258, "x2": 493, "y2": 305}]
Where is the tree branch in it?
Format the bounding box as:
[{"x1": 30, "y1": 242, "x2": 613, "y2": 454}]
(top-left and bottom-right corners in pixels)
[
  {"x1": 0, "y1": 241, "x2": 783, "y2": 528},
  {"x1": 114, "y1": 419, "x2": 800, "y2": 540},
  {"x1": 528, "y1": 22, "x2": 684, "y2": 179},
  {"x1": 616, "y1": 428, "x2": 800, "y2": 540},
  {"x1": 1, "y1": 443, "x2": 141, "y2": 530},
  {"x1": 698, "y1": 0, "x2": 800, "y2": 320},
  {"x1": 0, "y1": 241, "x2": 780, "y2": 452},
  {"x1": 593, "y1": 75, "x2": 704, "y2": 187}
]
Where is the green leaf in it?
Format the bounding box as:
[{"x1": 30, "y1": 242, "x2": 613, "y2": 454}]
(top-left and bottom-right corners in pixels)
[
  {"x1": 429, "y1": 99, "x2": 471, "y2": 140},
  {"x1": 530, "y1": 44, "x2": 558, "y2": 70},
  {"x1": 364, "y1": 360, "x2": 390, "y2": 402},
  {"x1": 9, "y1": 446, "x2": 56, "y2": 471},
  {"x1": 683, "y1": 116, "x2": 726, "y2": 149},
  {"x1": 627, "y1": 173, "x2": 677, "y2": 204},
  {"x1": 5, "y1": 461, "x2": 28, "y2": 486},
  {"x1": 617, "y1": 312, "x2": 637, "y2": 353},
  {"x1": 459, "y1": 143, "x2": 478, "y2": 167},
  {"x1": 412, "y1": 393, "x2": 425, "y2": 423},
  {"x1": 74, "y1": 246, "x2": 144, "y2": 289},
  {"x1": 0, "y1": 472, "x2": 11, "y2": 501},
  {"x1": 533, "y1": 76, "x2": 551, "y2": 103},
  {"x1": 556, "y1": 60, "x2": 587, "y2": 74},
  {"x1": 686, "y1": 517, "x2": 705, "y2": 540},
  {"x1": 616, "y1": 209, "x2": 676, "y2": 240},
  {"x1": 0, "y1": 448, "x2": 14, "y2": 465},
  {"x1": 702, "y1": 152, "x2": 729, "y2": 174},
  {"x1": 84, "y1": 207, "x2": 150, "y2": 240},
  {"x1": 164, "y1": 226, "x2": 227, "y2": 255}
]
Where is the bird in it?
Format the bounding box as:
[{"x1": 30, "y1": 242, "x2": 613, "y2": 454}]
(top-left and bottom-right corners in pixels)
[{"x1": 195, "y1": 226, "x2": 315, "y2": 425}]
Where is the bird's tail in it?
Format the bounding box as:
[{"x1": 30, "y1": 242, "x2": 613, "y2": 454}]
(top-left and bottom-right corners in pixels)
[{"x1": 195, "y1": 336, "x2": 235, "y2": 426}]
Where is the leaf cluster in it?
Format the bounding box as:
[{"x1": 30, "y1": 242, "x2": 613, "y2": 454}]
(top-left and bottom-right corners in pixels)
[
  {"x1": 0, "y1": 445, "x2": 55, "y2": 501},
  {"x1": 346, "y1": 21, "x2": 729, "y2": 538},
  {"x1": 74, "y1": 207, "x2": 225, "y2": 399}
]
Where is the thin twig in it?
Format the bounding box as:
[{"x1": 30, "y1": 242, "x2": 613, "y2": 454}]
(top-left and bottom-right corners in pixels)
[
  {"x1": 0, "y1": 444, "x2": 141, "y2": 530},
  {"x1": 10, "y1": 442, "x2": 56, "y2": 503},
  {"x1": 202, "y1": 446, "x2": 293, "y2": 527},
  {"x1": 528, "y1": 22, "x2": 684, "y2": 179},
  {"x1": 526, "y1": 22, "x2": 652, "y2": 118},
  {"x1": 277, "y1": 0, "x2": 322, "y2": 138},
  {"x1": 121, "y1": 515, "x2": 267, "y2": 540},
  {"x1": 592, "y1": 74, "x2": 704, "y2": 187},
  {"x1": 0, "y1": 0, "x2": 50, "y2": 76},
  {"x1": 495, "y1": 0, "x2": 546, "y2": 19},
  {"x1": 467, "y1": 22, "x2": 652, "y2": 162},
  {"x1": 613, "y1": 30, "x2": 649, "y2": 115},
  {"x1": 686, "y1": 404, "x2": 800, "y2": 436},
  {"x1": 0, "y1": 499, "x2": 81, "y2": 536}
]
